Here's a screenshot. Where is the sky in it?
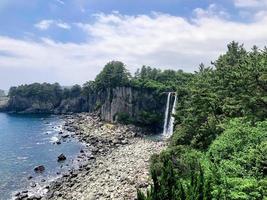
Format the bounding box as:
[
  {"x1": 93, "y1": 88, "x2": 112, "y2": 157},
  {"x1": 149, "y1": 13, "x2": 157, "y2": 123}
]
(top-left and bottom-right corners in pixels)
[{"x1": 0, "y1": 0, "x2": 267, "y2": 90}]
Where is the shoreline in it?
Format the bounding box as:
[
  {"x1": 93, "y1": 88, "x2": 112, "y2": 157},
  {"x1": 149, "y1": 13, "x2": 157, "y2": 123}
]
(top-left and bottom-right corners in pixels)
[{"x1": 14, "y1": 113, "x2": 166, "y2": 200}]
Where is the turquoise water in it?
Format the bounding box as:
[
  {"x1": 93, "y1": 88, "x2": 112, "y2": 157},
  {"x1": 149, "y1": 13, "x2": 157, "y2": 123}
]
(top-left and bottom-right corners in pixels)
[{"x1": 0, "y1": 113, "x2": 83, "y2": 200}]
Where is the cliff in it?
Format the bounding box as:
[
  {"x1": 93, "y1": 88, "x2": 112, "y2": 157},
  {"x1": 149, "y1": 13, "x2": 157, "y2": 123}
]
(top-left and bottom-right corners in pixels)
[
  {"x1": 0, "y1": 96, "x2": 9, "y2": 111},
  {"x1": 4, "y1": 86, "x2": 165, "y2": 131},
  {"x1": 90, "y1": 87, "x2": 165, "y2": 126},
  {"x1": 89, "y1": 87, "x2": 165, "y2": 131}
]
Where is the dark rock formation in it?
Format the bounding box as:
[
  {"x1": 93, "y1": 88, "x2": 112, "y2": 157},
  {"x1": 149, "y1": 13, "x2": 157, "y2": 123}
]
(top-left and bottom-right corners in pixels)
[
  {"x1": 55, "y1": 96, "x2": 88, "y2": 114},
  {"x1": 0, "y1": 96, "x2": 9, "y2": 111},
  {"x1": 86, "y1": 87, "x2": 165, "y2": 131},
  {"x1": 4, "y1": 86, "x2": 165, "y2": 130},
  {"x1": 34, "y1": 165, "x2": 45, "y2": 173},
  {"x1": 57, "y1": 154, "x2": 66, "y2": 162}
]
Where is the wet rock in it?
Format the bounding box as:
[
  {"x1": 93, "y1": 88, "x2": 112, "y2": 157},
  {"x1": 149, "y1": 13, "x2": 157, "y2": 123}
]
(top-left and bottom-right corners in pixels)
[
  {"x1": 61, "y1": 134, "x2": 69, "y2": 139},
  {"x1": 34, "y1": 165, "x2": 45, "y2": 173},
  {"x1": 30, "y1": 182, "x2": 36, "y2": 187},
  {"x1": 27, "y1": 195, "x2": 42, "y2": 200},
  {"x1": 14, "y1": 192, "x2": 20, "y2": 196},
  {"x1": 66, "y1": 127, "x2": 75, "y2": 132},
  {"x1": 57, "y1": 154, "x2": 66, "y2": 162},
  {"x1": 20, "y1": 193, "x2": 28, "y2": 199}
]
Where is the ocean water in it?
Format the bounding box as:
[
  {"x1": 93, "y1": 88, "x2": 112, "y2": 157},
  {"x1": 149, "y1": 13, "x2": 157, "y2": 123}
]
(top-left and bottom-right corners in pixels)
[{"x1": 0, "y1": 113, "x2": 83, "y2": 200}]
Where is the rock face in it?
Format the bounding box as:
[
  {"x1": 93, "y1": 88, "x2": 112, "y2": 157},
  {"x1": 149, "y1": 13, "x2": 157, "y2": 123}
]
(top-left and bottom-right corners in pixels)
[
  {"x1": 89, "y1": 87, "x2": 165, "y2": 129},
  {"x1": 0, "y1": 96, "x2": 8, "y2": 111},
  {"x1": 6, "y1": 96, "x2": 57, "y2": 113},
  {"x1": 55, "y1": 97, "x2": 88, "y2": 114},
  {"x1": 4, "y1": 87, "x2": 165, "y2": 129}
]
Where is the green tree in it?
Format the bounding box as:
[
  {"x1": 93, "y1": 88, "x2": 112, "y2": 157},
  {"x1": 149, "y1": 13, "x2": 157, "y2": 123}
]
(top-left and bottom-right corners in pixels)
[{"x1": 94, "y1": 61, "x2": 131, "y2": 90}]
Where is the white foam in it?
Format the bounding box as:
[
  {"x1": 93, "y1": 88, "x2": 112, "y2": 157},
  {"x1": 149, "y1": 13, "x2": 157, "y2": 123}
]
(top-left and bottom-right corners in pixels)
[
  {"x1": 50, "y1": 136, "x2": 59, "y2": 143},
  {"x1": 17, "y1": 156, "x2": 28, "y2": 160}
]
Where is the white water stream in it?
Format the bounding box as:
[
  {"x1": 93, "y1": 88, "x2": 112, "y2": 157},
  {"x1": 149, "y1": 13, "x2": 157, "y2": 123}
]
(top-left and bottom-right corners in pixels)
[{"x1": 162, "y1": 92, "x2": 177, "y2": 138}]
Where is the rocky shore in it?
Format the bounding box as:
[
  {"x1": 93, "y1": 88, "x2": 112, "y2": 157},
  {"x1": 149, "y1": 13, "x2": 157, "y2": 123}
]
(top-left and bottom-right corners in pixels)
[{"x1": 14, "y1": 113, "x2": 165, "y2": 200}]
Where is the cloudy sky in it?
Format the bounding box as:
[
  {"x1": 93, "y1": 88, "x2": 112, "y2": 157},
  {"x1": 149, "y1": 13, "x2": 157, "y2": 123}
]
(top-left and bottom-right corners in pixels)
[{"x1": 0, "y1": 0, "x2": 267, "y2": 89}]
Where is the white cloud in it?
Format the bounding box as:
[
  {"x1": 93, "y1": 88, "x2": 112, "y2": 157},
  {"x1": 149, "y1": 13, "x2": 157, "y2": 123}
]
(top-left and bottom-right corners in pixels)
[
  {"x1": 35, "y1": 20, "x2": 71, "y2": 30},
  {"x1": 55, "y1": 0, "x2": 65, "y2": 5},
  {"x1": 57, "y1": 22, "x2": 71, "y2": 29},
  {"x1": 35, "y1": 20, "x2": 54, "y2": 30},
  {"x1": 193, "y1": 4, "x2": 230, "y2": 18},
  {"x1": 1, "y1": 8, "x2": 267, "y2": 89},
  {"x1": 234, "y1": 0, "x2": 267, "y2": 8}
]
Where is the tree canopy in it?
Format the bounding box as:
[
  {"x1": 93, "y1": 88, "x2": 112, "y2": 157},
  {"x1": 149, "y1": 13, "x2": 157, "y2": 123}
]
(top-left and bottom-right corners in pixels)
[
  {"x1": 94, "y1": 61, "x2": 131, "y2": 90},
  {"x1": 138, "y1": 42, "x2": 267, "y2": 200}
]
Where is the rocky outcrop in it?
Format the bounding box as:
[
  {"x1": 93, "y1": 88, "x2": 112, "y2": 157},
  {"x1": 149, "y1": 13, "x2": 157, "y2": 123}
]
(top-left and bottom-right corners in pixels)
[
  {"x1": 6, "y1": 96, "x2": 57, "y2": 113},
  {"x1": 4, "y1": 87, "x2": 165, "y2": 129},
  {"x1": 55, "y1": 97, "x2": 88, "y2": 114},
  {"x1": 5, "y1": 96, "x2": 87, "y2": 114},
  {"x1": 88, "y1": 87, "x2": 165, "y2": 130},
  {"x1": 0, "y1": 96, "x2": 8, "y2": 111},
  {"x1": 99, "y1": 87, "x2": 135, "y2": 122}
]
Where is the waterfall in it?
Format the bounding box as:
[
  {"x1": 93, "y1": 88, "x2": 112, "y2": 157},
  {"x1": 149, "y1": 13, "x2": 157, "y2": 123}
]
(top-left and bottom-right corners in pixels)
[
  {"x1": 163, "y1": 92, "x2": 177, "y2": 138},
  {"x1": 163, "y1": 92, "x2": 171, "y2": 136},
  {"x1": 167, "y1": 94, "x2": 177, "y2": 137}
]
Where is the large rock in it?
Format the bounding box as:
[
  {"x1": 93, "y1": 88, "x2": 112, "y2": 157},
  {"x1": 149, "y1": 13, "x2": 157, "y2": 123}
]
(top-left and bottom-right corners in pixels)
[
  {"x1": 34, "y1": 165, "x2": 45, "y2": 173},
  {"x1": 57, "y1": 154, "x2": 67, "y2": 162}
]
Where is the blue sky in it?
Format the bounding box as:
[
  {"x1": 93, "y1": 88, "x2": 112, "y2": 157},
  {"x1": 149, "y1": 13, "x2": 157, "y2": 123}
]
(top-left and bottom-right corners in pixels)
[
  {"x1": 0, "y1": 0, "x2": 241, "y2": 42},
  {"x1": 0, "y1": 0, "x2": 267, "y2": 89}
]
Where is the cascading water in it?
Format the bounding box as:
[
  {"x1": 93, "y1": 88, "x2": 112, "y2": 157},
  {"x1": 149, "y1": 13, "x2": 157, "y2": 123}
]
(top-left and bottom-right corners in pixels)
[
  {"x1": 167, "y1": 94, "x2": 177, "y2": 136},
  {"x1": 162, "y1": 92, "x2": 177, "y2": 138},
  {"x1": 163, "y1": 93, "x2": 171, "y2": 136}
]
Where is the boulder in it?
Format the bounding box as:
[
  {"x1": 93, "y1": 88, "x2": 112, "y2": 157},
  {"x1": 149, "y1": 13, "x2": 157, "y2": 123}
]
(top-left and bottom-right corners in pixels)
[
  {"x1": 34, "y1": 165, "x2": 45, "y2": 173},
  {"x1": 30, "y1": 182, "x2": 36, "y2": 188},
  {"x1": 57, "y1": 154, "x2": 66, "y2": 162}
]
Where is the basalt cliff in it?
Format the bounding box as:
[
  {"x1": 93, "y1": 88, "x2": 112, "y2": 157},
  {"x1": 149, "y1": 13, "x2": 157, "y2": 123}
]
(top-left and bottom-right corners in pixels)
[{"x1": 2, "y1": 86, "x2": 166, "y2": 131}]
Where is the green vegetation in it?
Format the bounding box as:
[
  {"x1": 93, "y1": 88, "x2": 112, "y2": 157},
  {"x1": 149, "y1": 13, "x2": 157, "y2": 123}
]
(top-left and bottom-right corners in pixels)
[
  {"x1": 94, "y1": 61, "x2": 131, "y2": 90},
  {"x1": 6, "y1": 60, "x2": 191, "y2": 129},
  {"x1": 8, "y1": 83, "x2": 63, "y2": 107},
  {"x1": 4, "y1": 41, "x2": 267, "y2": 199},
  {"x1": 132, "y1": 66, "x2": 193, "y2": 92},
  {"x1": 82, "y1": 61, "x2": 192, "y2": 130},
  {"x1": 138, "y1": 42, "x2": 267, "y2": 199}
]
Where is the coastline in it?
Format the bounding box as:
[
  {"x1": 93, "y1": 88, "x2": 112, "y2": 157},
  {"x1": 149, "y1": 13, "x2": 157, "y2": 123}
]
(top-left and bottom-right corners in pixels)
[{"x1": 14, "y1": 113, "x2": 166, "y2": 200}]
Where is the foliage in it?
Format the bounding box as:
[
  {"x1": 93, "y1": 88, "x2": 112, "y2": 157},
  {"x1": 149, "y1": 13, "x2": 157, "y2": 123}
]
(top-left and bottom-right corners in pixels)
[
  {"x1": 8, "y1": 83, "x2": 63, "y2": 104},
  {"x1": 138, "y1": 155, "x2": 213, "y2": 200},
  {"x1": 62, "y1": 85, "x2": 82, "y2": 98},
  {"x1": 132, "y1": 66, "x2": 193, "y2": 92},
  {"x1": 207, "y1": 119, "x2": 267, "y2": 199},
  {"x1": 173, "y1": 42, "x2": 267, "y2": 149},
  {"x1": 139, "y1": 42, "x2": 267, "y2": 199},
  {"x1": 94, "y1": 61, "x2": 131, "y2": 90},
  {"x1": 116, "y1": 112, "x2": 133, "y2": 124}
]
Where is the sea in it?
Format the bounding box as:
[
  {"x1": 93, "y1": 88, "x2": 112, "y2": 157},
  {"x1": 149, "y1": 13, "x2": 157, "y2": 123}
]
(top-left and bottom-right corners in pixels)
[{"x1": 0, "y1": 113, "x2": 83, "y2": 200}]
